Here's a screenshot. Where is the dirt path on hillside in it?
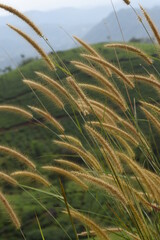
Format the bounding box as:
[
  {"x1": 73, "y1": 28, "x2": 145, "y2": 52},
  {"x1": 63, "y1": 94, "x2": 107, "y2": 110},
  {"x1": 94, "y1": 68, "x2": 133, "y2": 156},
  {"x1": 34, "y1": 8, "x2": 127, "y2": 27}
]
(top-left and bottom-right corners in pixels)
[{"x1": 0, "y1": 113, "x2": 73, "y2": 134}]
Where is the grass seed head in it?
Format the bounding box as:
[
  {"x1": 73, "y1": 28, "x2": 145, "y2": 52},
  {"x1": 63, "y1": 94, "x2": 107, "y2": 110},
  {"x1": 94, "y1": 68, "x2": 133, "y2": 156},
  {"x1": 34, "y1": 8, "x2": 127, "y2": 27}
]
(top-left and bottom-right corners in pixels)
[{"x1": 0, "y1": 3, "x2": 42, "y2": 36}]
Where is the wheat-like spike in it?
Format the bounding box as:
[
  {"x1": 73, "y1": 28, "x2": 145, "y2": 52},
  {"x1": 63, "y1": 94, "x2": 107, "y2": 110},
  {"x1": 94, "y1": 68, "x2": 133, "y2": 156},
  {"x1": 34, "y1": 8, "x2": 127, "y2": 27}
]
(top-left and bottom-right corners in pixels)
[
  {"x1": 127, "y1": 74, "x2": 160, "y2": 91},
  {"x1": 23, "y1": 80, "x2": 64, "y2": 109},
  {"x1": 78, "y1": 229, "x2": 140, "y2": 240},
  {"x1": 74, "y1": 36, "x2": 102, "y2": 57},
  {"x1": 105, "y1": 43, "x2": 152, "y2": 65},
  {"x1": 116, "y1": 136, "x2": 135, "y2": 158},
  {"x1": 124, "y1": 230, "x2": 141, "y2": 240},
  {"x1": 11, "y1": 171, "x2": 51, "y2": 187},
  {"x1": 85, "y1": 125, "x2": 123, "y2": 173},
  {"x1": 89, "y1": 99, "x2": 139, "y2": 138},
  {"x1": 92, "y1": 106, "x2": 117, "y2": 125},
  {"x1": 78, "y1": 228, "x2": 122, "y2": 237},
  {"x1": 54, "y1": 140, "x2": 102, "y2": 171},
  {"x1": 74, "y1": 172, "x2": 127, "y2": 204},
  {"x1": 77, "y1": 100, "x2": 116, "y2": 125},
  {"x1": 73, "y1": 36, "x2": 111, "y2": 76},
  {"x1": 106, "y1": 170, "x2": 158, "y2": 212},
  {"x1": 144, "y1": 169, "x2": 160, "y2": 187},
  {"x1": 0, "y1": 105, "x2": 32, "y2": 119},
  {"x1": 54, "y1": 159, "x2": 86, "y2": 172},
  {"x1": 0, "y1": 146, "x2": 36, "y2": 170},
  {"x1": 79, "y1": 83, "x2": 127, "y2": 111},
  {"x1": 139, "y1": 101, "x2": 160, "y2": 114},
  {"x1": 59, "y1": 135, "x2": 83, "y2": 147},
  {"x1": 71, "y1": 61, "x2": 126, "y2": 109},
  {"x1": 140, "y1": 5, "x2": 160, "y2": 45},
  {"x1": 136, "y1": 192, "x2": 160, "y2": 211},
  {"x1": 107, "y1": 173, "x2": 160, "y2": 211},
  {"x1": 89, "y1": 99, "x2": 121, "y2": 122},
  {"x1": 119, "y1": 118, "x2": 139, "y2": 138},
  {"x1": 0, "y1": 191, "x2": 21, "y2": 229},
  {"x1": 108, "y1": 175, "x2": 153, "y2": 211},
  {"x1": 90, "y1": 121, "x2": 139, "y2": 146},
  {"x1": 140, "y1": 106, "x2": 160, "y2": 132},
  {"x1": 79, "y1": 101, "x2": 116, "y2": 125},
  {"x1": 123, "y1": 0, "x2": 130, "y2": 5},
  {"x1": 35, "y1": 71, "x2": 80, "y2": 109},
  {"x1": 150, "y1": 74, "x2": 157, "y2": 80},
  {"x1": 66, "y1": 76, "x2": 91, "y2": 107},
  {"x1": 63, "y1": 208, "x2": 110, "y2": 240},
  {"x1": 117, "y1": 152, "x2": 160, "y2": 201},
  {"x1": 129, "y1": 202, "x2": 151, "y2": 239},
  {"x1": 0, "y1": 172, "x2": 18, "y2": 186},
  {"x1": 81, "y1": 54, "x2": 134, "y2": 88},
  {"x1": 0, "y1": 4, "x2": 42, "y2": 36},
  {"x1": 42, "y1": 166, "x2": 88, "y2": 190},
  {"x1": 7, "y1": 24, "x2": 54, "y2": 70},
  {"x1": 77, "y1": 99, "x2": 90, "y2": 116},
  {"x1": 28, "y1": 106, "x2": 64, "y2": 132}
]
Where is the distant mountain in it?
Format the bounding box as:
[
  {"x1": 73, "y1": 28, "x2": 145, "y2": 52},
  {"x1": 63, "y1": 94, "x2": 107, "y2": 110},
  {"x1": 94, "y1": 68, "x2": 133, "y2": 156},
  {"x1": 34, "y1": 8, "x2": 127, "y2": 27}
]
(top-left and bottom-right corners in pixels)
[
  {"x1": 0, "y1": 6, "x2": 110, "y2": 70},
  {"x1": 1, "y1": 6, "x2": 160, "y2": 71},
  {"x1": 84, "y1": 6, "x2": 160, "y2": 44}
]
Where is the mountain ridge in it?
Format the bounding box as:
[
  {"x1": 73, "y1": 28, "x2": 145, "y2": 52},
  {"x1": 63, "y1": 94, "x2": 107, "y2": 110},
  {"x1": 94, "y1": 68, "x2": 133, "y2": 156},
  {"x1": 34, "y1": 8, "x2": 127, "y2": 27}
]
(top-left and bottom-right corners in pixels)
[{"x1": 84, "y1": 6, "x2": 160, "y2": 44}]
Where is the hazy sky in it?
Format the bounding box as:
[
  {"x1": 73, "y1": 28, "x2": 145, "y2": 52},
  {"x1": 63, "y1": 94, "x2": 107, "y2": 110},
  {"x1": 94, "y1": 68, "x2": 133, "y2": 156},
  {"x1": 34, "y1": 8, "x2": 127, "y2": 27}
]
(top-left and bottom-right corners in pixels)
[{"x1": 0, "y1": 0, "x2": 159, "y2": 13}]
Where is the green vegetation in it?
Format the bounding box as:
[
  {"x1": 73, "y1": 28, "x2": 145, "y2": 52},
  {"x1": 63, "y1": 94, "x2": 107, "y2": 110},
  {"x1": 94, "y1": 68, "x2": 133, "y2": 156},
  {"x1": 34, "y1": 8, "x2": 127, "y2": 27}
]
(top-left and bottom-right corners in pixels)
[
  {"x1": 0, "y1": 42, "x2": 159, "y2": 239},
  {"x1": 0, "y1": 3, "x2": 160, "y2": 239},
  {"x1": 0, "y1": 42, "x2": 159, "y2": 159}
]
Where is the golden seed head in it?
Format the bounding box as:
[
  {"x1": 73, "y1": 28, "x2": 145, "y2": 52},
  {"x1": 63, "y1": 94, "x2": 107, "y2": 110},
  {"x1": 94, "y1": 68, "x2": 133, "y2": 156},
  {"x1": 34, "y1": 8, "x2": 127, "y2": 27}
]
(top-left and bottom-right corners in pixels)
[
  {"x1": 123, "y1": 0, "x2": 130, "y2": 5},
  {"x1": 0, "y1": 105, "x2": 33, "y2": 119},
  {"x1": 42, "y1": 166, "x2": 88, "y2": 190},
  {"x1": 23, "y1": 80, "x2": 64, "y2": 109},
  {"x1": 7, "y1": 24, "x2": 55, "y2": 70},
  {"x1": 0, "y1": 3, "x2": 42, "y2": 36},
  {"x1": 11, "y1": 171, "x2": 51, "y2": 187},
  {"x1": 0, "y1": 145, "x2": 36, "y2": 169},
  {"x1": 29, "y1": 106, "x2": 64, "y2": 132},
  {"x1": 0, "y1": 191, "x2": 21, "y2": 229}
]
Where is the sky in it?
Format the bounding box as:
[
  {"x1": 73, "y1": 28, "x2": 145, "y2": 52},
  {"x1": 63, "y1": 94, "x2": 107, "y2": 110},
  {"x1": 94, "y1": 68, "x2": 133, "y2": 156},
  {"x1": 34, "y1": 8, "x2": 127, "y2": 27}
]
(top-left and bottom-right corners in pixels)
[{"x1": 0, "y1": 0, "x2": 160, "y2": 14}]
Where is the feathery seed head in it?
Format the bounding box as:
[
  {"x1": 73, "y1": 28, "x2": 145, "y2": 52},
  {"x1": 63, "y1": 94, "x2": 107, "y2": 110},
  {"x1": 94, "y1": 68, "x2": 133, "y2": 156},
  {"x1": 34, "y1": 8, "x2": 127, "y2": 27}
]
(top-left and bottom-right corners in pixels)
[
  {"x1": 0, "y1": 172, "x2": 18, "y2": 186},
  {"x1": 81, "y1": 54, "x2": 134, "y2": 88},
  {"x1": 23, "y1": 80, "x2": 64, "y2": 109},
  {"x1": 63, "y1": 209, "x2": 110, "y2": 240},
  {"x1": 85, "y1": 125, "x2": 123, "y2": 173},
  {"x1": 105, "y1": 43, "x2": 152, "y2": 65},
  {"x1": 0, "y1": 4, "x2": 42, "y2": 36},
  {"x1": 0, "y1": 191, "x2": 21, "y2": 229},
  {"x1": 54, "y1": 159, "x2": 86, "y2": 172},
  {"x1": 29, "y1": 106, "x2": 64, "y2": 132},
  {"x1": 0, "y1": 145, "x2": 36, "y2": 169},
  {"x1": 11, "y1": 171, "x2": 51, "y2": 187},
  {"x1": 140, "y1": 5, "x2": 160, "y2": 45},
  {"x1": 42, "y1": 166, "x2": 88, "y2": 190},
  {"x1": 0, "y1": 105, "x2": 33, "y2": 119},
  {"x1": 7, "y1": 24, "x2": 55, "y2": 70},
  {"x1": 54, "y1": 140, "x2": 102, "y2": 171},
  {"x1": 123, "y1": 0, "x2": 130, "y2": 5}
]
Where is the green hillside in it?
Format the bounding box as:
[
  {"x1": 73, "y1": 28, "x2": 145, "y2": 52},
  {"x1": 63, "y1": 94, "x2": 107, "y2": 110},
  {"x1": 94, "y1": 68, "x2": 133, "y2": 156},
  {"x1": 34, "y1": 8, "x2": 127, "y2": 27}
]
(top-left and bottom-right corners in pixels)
[
  {"x1": 0, "y1": 42, "x2": 159, "y2": 160},
  {"x1": 0, "y1": 42, "x2": 159, "y2": 239}
]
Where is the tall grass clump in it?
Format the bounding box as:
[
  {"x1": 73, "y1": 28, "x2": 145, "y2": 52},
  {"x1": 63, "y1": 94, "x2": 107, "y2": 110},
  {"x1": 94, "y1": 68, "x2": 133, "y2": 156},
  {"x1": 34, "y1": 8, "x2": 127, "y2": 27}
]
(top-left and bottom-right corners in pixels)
[{"x1": 0, "y1": 1, "x2": 159, "y2": 240}]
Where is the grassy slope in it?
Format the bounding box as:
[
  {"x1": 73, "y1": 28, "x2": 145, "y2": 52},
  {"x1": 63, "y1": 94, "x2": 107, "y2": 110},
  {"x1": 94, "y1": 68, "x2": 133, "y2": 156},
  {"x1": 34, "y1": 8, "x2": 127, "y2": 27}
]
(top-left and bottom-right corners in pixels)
[
  {"x1": 0, "y1": 42, "x2": 159, "y2": 239},
  {"x1": 0, "y1": 42, "x2": 159, "y2": 161}
]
